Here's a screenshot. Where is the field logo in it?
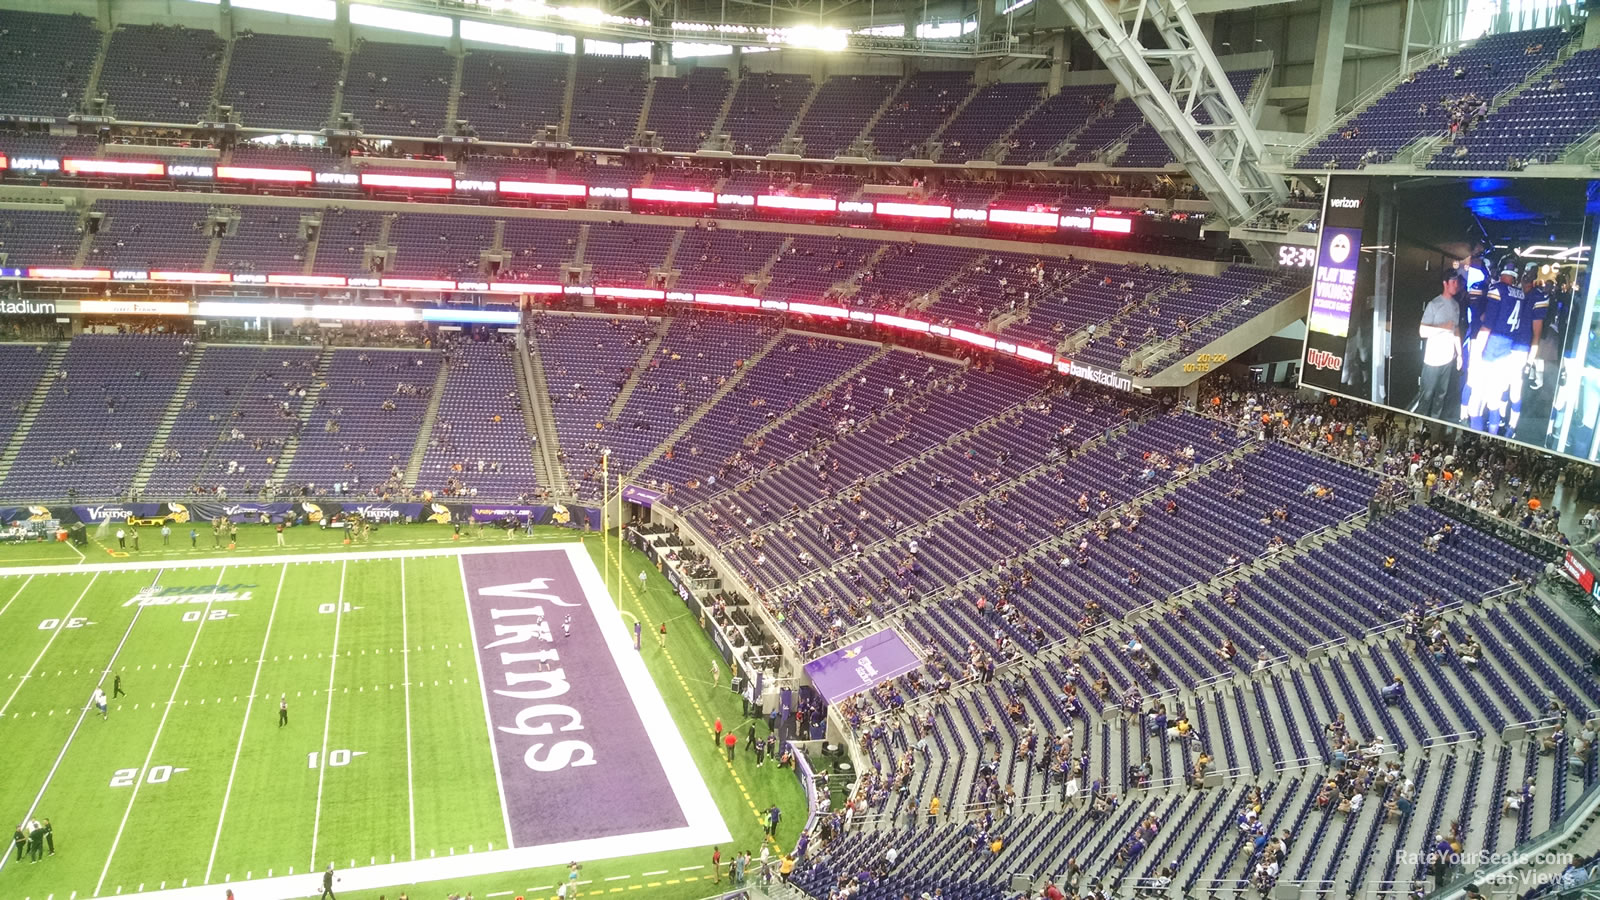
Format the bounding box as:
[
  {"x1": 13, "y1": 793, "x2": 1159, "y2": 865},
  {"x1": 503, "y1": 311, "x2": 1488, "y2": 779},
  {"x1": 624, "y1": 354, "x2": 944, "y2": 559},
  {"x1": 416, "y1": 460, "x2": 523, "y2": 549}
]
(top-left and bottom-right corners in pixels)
[
  {"x1": 461, "y1": 549, "x2": 694, "y2": 849},
  {"x1": 124, "y1": 583, "x2": 256, "y2": 607}
]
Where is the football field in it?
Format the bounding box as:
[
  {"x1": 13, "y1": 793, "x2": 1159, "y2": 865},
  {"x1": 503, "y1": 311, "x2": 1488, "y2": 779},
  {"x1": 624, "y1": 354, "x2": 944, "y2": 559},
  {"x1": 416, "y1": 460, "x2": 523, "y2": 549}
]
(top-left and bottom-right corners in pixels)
[{"x1": 0, "y1": 529, "x2": 797, "y2": 900}]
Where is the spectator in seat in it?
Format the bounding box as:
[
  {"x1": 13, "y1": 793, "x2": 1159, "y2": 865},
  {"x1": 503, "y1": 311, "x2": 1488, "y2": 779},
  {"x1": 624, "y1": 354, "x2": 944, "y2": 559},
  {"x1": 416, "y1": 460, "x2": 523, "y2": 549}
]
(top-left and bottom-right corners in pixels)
[{"x1": 1381, "y1": 675, "x2": 1405, "y2": 705}]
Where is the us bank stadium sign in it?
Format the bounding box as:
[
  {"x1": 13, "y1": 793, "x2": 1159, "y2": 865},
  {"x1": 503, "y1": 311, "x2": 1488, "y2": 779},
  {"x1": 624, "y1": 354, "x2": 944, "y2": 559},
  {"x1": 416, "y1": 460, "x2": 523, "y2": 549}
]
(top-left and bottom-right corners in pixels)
[
  {"x1": 1055, "y1": 358, "x2": 1135, "y2": 392},
  {"x1": 0, "y1": 299, "x2": 56, "y2": 316}
]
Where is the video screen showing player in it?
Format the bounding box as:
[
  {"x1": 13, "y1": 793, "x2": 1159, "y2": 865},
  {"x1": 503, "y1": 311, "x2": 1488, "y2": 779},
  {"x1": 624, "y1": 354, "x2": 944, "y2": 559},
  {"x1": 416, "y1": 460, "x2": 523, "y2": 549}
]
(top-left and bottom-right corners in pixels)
[{"x1": 1305, "y1": 175, "x2": 1597, "y2": 461}]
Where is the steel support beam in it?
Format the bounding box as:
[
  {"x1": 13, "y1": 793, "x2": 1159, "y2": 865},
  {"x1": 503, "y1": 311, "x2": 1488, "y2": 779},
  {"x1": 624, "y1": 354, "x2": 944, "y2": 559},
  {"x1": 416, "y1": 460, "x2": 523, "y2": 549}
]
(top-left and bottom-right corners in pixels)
[{"x1": 1053, "y1": 0, "x2": 1288, "y2": 255}]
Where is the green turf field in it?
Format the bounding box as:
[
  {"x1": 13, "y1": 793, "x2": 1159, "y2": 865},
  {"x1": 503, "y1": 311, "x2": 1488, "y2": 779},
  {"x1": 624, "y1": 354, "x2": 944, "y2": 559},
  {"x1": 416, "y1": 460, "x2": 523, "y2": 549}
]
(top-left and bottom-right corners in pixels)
[{"x1": 0, "y1": 525, "x2": 805, "y2": 900}]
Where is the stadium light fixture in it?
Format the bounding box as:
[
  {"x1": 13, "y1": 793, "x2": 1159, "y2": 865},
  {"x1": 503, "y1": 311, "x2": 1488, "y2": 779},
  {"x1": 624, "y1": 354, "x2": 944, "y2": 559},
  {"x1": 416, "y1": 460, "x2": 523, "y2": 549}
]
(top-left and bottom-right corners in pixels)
[{"x1": 781, "y1": 26, "x2": 849, "y2": 51}]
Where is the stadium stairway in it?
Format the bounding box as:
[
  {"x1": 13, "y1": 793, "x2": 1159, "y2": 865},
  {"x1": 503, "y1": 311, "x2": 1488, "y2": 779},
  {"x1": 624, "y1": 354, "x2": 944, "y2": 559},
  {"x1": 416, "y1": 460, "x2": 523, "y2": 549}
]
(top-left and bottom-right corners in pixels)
[
  {"x1": 83, "y1": 26, "x2": 112, "y2": 113},
  {"x1": 634, "y1": 77, "x2": 656, "y2": 145},
  {"x1": 559, "y1": 54, "x2": 578, "y2": 138},
  {"x1": 129, "y1": 346, "x2": 207, "y2": 498},
  {"x1": 327, "y1": 44, "x2": 351, "y2": 131},
  {"x1": 208, "y1": 30, "x2": 235, "y2": 115},
  {"x1": 626, "y1": 330, "x2": 785, "y2": 479},
  {"x1": 745, "y1": 345, "x2": 890, "y2": 446},
  {"x1": 514, "y1": 327, "x2": 565, "y2": 494},
  {"x1": 265, "y1": 347, "x2": 332, "y2": 492},
  {"x1": 602, "y1": 324, "x2": 667, "y2": 421},
  {"x1": 0, "y1": 343, "x2": 68, "y2": 486},
  {"x1": 782, "y1": 81, "x2": 825, "y2": 153},
  {"x1": 400, "y1": 359, "x2": 453, "y2": 487},
  {"x1": 444, "y1": 51, "x2": 465, "y2": 130},
  {"x1": 703, "y1": 76, "x2": 742, "y2": 149}
]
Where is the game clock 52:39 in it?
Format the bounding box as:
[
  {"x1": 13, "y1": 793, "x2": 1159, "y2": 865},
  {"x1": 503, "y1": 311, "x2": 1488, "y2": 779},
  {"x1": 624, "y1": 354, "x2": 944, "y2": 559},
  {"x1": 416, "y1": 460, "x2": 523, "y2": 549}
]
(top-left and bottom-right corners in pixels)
[{"x1": 1277, "y1": 245, "x2": 1316, "y2": 268}]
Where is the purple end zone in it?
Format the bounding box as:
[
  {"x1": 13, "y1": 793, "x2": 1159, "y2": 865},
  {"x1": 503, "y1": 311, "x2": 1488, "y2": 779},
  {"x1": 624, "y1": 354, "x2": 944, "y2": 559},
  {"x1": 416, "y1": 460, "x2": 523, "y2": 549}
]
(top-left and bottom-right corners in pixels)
[{"x1": 462, "y1": 549, "x2": 687, "y2": 848}]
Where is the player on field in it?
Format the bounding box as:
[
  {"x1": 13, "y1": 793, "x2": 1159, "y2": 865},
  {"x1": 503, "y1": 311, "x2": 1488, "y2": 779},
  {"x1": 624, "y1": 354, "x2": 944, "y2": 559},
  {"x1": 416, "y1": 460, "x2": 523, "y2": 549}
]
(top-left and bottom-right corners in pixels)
[
  {"x1": 279, "y1": 694, "x2": 289, "y2": 727},
  {"x1": 320, "y1": 861, "x2": 338, "y2": 899},
  {"x1": 113, "y1": 673, "x2": 125, "y2": 698},
  {"x1": 91, "y1": 686, "x2": 108, "y2": 719}
]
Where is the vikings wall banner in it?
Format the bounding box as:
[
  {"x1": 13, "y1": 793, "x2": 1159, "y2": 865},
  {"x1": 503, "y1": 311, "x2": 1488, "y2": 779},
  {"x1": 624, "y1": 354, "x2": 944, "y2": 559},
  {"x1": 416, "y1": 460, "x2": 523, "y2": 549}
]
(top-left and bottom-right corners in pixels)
[{"x1": 2, "y1": 500, "x2": 600, "y2": 530}]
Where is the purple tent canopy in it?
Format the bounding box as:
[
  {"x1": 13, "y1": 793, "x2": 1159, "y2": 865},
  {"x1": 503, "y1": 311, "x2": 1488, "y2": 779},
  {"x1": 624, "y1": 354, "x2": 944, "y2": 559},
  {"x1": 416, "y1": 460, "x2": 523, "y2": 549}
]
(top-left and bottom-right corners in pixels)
[{"x1": 802, "y1": 628, "x2": 923, "y2": 704}]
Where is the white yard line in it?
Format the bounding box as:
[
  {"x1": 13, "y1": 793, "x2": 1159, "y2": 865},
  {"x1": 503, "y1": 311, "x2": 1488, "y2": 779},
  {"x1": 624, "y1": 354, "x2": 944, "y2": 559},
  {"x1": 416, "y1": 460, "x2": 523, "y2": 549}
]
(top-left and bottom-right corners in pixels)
[
  {"x1": 308, "y1": 560, "x2": 348, "y2": 872},
  {"x1": 0, "y1": 573, "x2": 34, "y2": 619},
  {"x1": 95, "y1": 567, "x2": 227, "y2": 896},
  {"x1": 0, "y1": 541, "x2": 590, "y2": 578},
  {"x1": 203, "y1": 563, "x2": 289, "y2": 884},
  {"x1": 401, "y1": 557, "x2": 417, "y2": 862},
  {"x1": 0, "y1": 569, "x2": 163, "y2": 877},
  {"x1": 456, "y1": 554, "x2": 517, "y2": 850},
  {"x1": 0, "y1": 572, "x2": 100, "y2": 719}
]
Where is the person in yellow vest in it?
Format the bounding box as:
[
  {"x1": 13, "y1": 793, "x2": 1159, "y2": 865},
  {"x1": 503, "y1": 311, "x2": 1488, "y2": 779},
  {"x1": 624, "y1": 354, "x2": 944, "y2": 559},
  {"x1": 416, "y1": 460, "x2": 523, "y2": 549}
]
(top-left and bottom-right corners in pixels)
[{"x1": 779, "y1": 855, "x2": 795, "y2": 883}]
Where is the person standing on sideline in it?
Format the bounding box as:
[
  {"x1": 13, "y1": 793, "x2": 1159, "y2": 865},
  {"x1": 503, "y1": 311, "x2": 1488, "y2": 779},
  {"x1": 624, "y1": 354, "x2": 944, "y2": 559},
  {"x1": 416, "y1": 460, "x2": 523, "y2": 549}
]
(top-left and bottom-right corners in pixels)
[
  {"x1": 115, "y1": 528, "x2": 126, "y2": 550},
  {"x1": 711, "y1": 659, "x2": 720, "y2": 688},
  {"x1": 129, "y1": 526, "x2": 139, "y2": 551},
  {"x1": 755, "y1": 738, "x2": 766, "y2": 768},
  {"x1": 766, "y1": 805, "x2": 781, "y2": 837},
  {"x1": 639, "y1": 570, "x2": 648, "y2": 590},
  {"x1": 279, "y1": 694, "x2": 288, "y2": 727},
  {"x1": 160, "y1": 524, "x2": 170, "y2": 547},
  {"x1": 320, "y1": 861, "x2": 337, "y2": 899},
  {"x1": 712, "y1": 847, "x2": 722, "y2": 885},
  {"x1": 27, "y1": 821, "x2": 42, "y2": 862},
  {"x1": 657, "y1": 622, "x2": 666, "y2": 648},
  {"x1": 189, "y1": 527, "x2": 197, "y2": 549},
  {"x1": 276, "y1": 521, "x2": 286, "y2": 546},
  {"x1": 724, "y1": 731, "x2": 737, "y2": 761},
  {"x1": 12, "y1": 825, "x2": 25, "y2": 861},
  {"x1": 41, "y1": 819, "x2": 52, "y2": 857},
  {"x1": 747, "y1": 722, "x2": 757, "y2": 754},
  {"x1": 714, "y1": 717, "x2": 723, "y2": 748},
  {"x1": 91, "y1": 686, "x2": 108, "y2": 719},
  {"x1": 113, "y1": 673, "x2": 125, "y2": 698}
]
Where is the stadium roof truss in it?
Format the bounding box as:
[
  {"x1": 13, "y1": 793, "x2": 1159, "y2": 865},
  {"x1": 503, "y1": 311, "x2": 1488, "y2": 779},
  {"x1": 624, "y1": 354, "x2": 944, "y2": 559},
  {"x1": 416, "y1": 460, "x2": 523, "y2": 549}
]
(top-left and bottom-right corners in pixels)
[{"x1": 1056, "y1": 0, "x2": 1287, "y2": 256}]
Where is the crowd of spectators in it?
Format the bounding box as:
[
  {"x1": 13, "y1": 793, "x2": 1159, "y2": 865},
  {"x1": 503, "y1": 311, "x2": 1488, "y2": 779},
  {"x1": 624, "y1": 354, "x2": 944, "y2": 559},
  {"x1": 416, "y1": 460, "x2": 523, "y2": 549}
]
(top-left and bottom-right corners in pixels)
[{"x1": 1195, "y1": 374, "x2": 1591, "y2": 547}]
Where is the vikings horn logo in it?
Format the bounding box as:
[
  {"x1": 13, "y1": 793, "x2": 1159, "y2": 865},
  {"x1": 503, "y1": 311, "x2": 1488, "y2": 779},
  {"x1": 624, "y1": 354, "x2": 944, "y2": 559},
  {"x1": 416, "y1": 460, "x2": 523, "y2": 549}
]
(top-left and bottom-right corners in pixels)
[
  {"x1": 551, "y1": 504, "x2": 572, "y2": 526},
  {"x1": 301, "y1": 501, "x2": 324, "y2": 523},
  {"x1": 426, "y1": 503, "x2": 452, "y2": 524},
  {"x1": 25, "y1": 505, "x2": 52, "y2": 522},
  {"x1": 166, "y1": 502, "x2": 191, "y2": 523}
]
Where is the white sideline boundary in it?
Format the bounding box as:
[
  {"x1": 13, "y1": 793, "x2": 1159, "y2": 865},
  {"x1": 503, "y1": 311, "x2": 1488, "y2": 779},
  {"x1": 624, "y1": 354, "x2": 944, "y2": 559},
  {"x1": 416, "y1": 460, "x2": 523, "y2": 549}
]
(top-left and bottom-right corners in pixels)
[
  {"x1": 16, "y1": 543, "x2": 730, "y2": 900},
  {"x1": 0, "y1": 542, "x2": 590, "y2": 578}
]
